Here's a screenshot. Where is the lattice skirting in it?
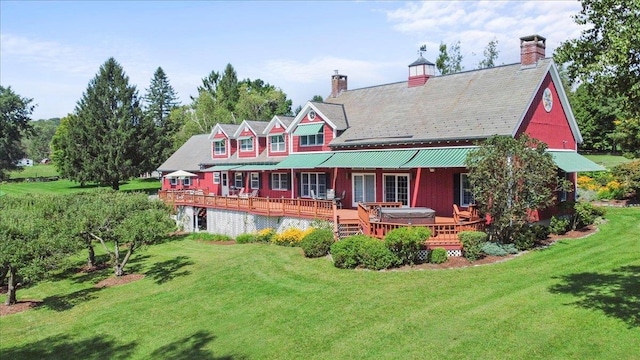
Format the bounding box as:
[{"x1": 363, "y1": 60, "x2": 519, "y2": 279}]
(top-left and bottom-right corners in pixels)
[{"x1": 418, "y1": 249, "x2": 463, "y2": 261}]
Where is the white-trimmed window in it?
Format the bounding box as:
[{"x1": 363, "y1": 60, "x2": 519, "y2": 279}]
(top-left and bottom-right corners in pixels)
[
  {"x1": 182, "y1": 177, "x2": 191, "y2": 186},
  {"x1": 234, "y1": 173, "x2": 244, "y2": 188},
  {"x1": 383, "y1": 174, "x2": 409, "y2": 206},
  {"x1": 240, "y1": 138, "x2": 253, "y2": 151},
  {"x1": 270, "y1": 135, "x2": 285, "y2": 152},
  {"x1": 301, "y1": 172, "x2": 326, "y2": 198},
  {"x1": 558, "y1": 170, "x2": 570, "y2": 202},
  {"x1": 213, "y1": 172, "x2": 220, "y2": 184},
  {"x1": 250, "y1": 172, "x2": 260, "y2": 189},
  {"x1": 169, "y1": 178, "x2": 177, "y2": 186},
  {"x1": 271, "y1": 173, "x2": 289, "y2": 190},
  {"x1": 214, "y1": 140, "x2": 226, "y2": 155},
  {"x1": 300, "y1": 131, "x2": 324, "y2": 147},
  {"x1": 352, "y1": 173, "x2": 376, "y2": 206},
  {"x1": 460, "y1": 173, "x2": 475, "y2": 206}
]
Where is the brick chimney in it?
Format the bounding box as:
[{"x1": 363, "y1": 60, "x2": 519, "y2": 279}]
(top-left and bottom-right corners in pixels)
[
  {"x1": 520, "y1": 34, "x2": 546, "y2": 66},
  {"x1": 331, "y1": 70, "x2": 347, "y2": 98}
]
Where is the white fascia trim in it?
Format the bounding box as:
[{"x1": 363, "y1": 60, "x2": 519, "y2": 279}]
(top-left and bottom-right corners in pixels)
[{"x1": 285, "y1": 103, "x2": 337, "y2": 133}]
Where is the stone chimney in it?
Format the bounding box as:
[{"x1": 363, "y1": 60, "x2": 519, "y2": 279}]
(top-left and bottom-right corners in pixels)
[
  {"x1": 331, "y1": 70, "x2": 347, "y2": 98},
  {"x1": 520, "y1": 34, "x2": 546, "y2": 66}
]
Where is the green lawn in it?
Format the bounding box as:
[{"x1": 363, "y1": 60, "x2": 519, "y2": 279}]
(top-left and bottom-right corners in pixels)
[
  {"x1": 1, "y1": 208, "x2": 638, "y2": 359},
  {"x1": 583, "y1": 154, "x2": 635, "y2": 169},
  {"x1": 8, "y1": 164, "x2": 59, "y2": 179},
  {"x1": 0, "y1": 178, "x2": 161, "y2": 196}
]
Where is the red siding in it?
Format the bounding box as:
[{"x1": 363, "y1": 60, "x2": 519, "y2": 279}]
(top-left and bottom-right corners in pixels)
[
  {"x1": 211, "y1": 132, "x2": 229, "y2": 159},
  {"x1": 237, "y1": 128, "x2": 258, "y2": 158},
  {"x1": 267, "y1": 125, "x2": 288, "y2": 157},
  {"x1": 519, "y1": 74, "x2": 577, "y2": 150}
]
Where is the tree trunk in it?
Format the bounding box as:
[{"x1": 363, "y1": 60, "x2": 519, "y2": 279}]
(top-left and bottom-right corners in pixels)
[
  {"x1": 114, "y1": 246, "x2": 134, "y2": 277},
  {"x1": 87, "y1": 243, "x2": 96, "y2": 268},
  {"x1": 5, "y1": 266, "x2": 17, "y2": 305}
]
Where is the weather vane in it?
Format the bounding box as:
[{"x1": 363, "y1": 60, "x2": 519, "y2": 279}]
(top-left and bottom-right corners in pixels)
[{"x1": 418, "y1": 44, "x2": 427, "y2": 57}]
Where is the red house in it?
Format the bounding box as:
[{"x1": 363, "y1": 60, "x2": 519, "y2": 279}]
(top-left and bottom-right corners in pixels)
[{"x1": 158, "y1": 34, "x2": 603, "y2": 251}]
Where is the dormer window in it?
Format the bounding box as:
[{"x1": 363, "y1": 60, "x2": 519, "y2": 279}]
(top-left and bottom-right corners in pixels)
[
  {"x1": 240, "y1": 137, "x2": 253, "y2": 151},
  {"x1": 270, "y1": 134, "x2": 285, "y2": 152},
  {"x1": 214, "y1": 140, "x2": 226, "y2": 155}
]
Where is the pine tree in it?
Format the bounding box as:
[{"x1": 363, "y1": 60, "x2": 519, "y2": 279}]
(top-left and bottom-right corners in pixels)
[
  {"x1": 64, "y1": 58, "x2": 152, "y2": 190},
  {"x1": 144, "y1": 67, "x2": 180, "y2": 169}
]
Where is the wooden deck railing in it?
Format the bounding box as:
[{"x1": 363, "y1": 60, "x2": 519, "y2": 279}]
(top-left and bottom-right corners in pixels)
[{"x1": 159, "y1": 190, "x2": 334, "y2": 220}]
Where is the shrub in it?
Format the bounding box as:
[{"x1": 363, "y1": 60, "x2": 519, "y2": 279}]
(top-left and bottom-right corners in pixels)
[
  {"x1": 512, "y1": 225, "x2": 536, "y2": 251},
  {"x1": 481, "y1": 242, "x2": 520, "y2": 256},
  {"x1": 300, "y1": 228, "x2": 335, "y2": 258},
  {"x1": 331, "y1": 235, "x2": 367, "y2": 269},
  {"x1": 613, "y1": 159, "x2": 640, "y2": 201},
  {"x1": 256, "y1": 228, "x2": 276, "y2": 243},
  {"x1": 530, "y1": 224, "x2": 550, "y2": 241},
  {"x1": 330, "y1": 235, "x2": 396, "y2": 270},
  {"x1": 272, "y1": 227, "x2": 313, "y2": 247},
  {"x1": 191, "y1": 233, "x2": 232, "y2": 242},
  {"x1": 384, "y1": 226, "x2": 431, "y2": 265},
  {"x1": 235, "y1": 233, "x2": 256, "y2": 244},
  {"x1": 429, "y1": 248, "x2": 447, "y2": 264},
  {"x1": 549, "y1": 216, "x2": 569, "y2": 235},
  {"x1": 459, "y1": 231, "x2": 487, "y2": 261},
  {"x1": 359, "y1": 239, "x2": 397, "y2": 270},
  {"x1": 309, "y1": 219, "x2": 333, "y2": 230}
]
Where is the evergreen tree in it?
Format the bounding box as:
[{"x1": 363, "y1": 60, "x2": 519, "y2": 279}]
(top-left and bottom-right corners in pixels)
[
  {"x1": 217, "y1": 63, "x2": 239, "y2": 113},
  {"x1": 51, "y1": 114, "x2": 92, "y2": 186},
  {"x1": 62, "y1": 58, "x2": 153, "y2": 190},
  {"x1": 144, "y1": 67, "x2": 180, "y2": 169},
  {"x1": 0, "y1": 86, "x2": 34, "y2": 180}
]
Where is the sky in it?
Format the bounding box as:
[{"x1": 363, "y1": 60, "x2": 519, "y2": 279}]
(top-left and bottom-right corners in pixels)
[{"x1": 1, "y1": 1, "x2": 585, "y2": 121}]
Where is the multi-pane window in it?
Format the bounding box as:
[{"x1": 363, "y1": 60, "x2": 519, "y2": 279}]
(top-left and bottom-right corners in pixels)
[
  {"x1": 234, "y1": 173, "x2": 243, "y2": 188},
  {"x1": 214, "y1": 140, "x2": 226, "y2": 155},
  {"x1": 169, "y1": 178, "x2": 177, "y2": 186},
  {"x1": 271, "y1": 173, "x2": 289, "y2": 190},
  {"x1": 182, "y1": 177, "x2": 191, "y2": 186},
  {"x1": 240, "y1": 138, "x2": 253, "y2": 151},
  {"x1": 352, "y1": 174, "x2": 376, "y2": 206},
  {"x1": 213, "y1": 172, "x2": 220, "y2": 184},
  {"x1": 383, "y1": 174, "x2": 409, "y2": 206},
  {"x1": 250, "y1": 172, "x2": 260, "y2": 189},
  {"x1": 270, "y1": 135, "x2": 285, "y2": 152},
  {"x1": 299, "y1": 132, "x2": 324, "y2": 146},
  {"x1": 460, "y1": 174, "x2": 475, "y2": 206},
  {"x1": 301, "y1": 173, "x2": 326, "y2": 198}
]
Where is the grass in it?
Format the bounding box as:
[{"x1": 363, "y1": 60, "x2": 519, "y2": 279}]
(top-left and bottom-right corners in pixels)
[
  {"x1": 0, "y1": 178, "x2": 161, "y2": 196},
  {"x1": 8, "y1": 164, "x2": 59, "y2": 179},
  {"x1": 583, "y1": 154, "x2": 635, "y2": 169},
  {"x1": 1, "y1": 207, "x2": 639, "y2": 359}
]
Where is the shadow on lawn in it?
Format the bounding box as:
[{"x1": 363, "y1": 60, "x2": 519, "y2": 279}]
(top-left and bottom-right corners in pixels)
[
  {"x1": 41, "y1": 287, "x2": 102, "y2": 312},
  {"x1": 549, "y1": 265, "x2": 640, "y2": 328},
  {"x1": 1, "y1": 334, "x2": 137, "y2": 360},
  {"x1": 145, "y1": 256, "x2": 194, "y2": 284},
  {"x1": 150, "y1": 330, "x2": 245, "y2": 360}
]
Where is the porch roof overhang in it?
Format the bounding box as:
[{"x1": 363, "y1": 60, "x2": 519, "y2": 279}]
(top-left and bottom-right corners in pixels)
[
  {"x1": 202, "y1": 165, "x2": 241, "y2": 172},
  {"x1": 293, "y1": 123, "x2": 324, "y2": 135},
  {"x1": 549, "y1": 151, "x2": 606, "y2": 172},
  {"x1": 234, "y1": 164, "x2": 278, "y2": 171},
  {"x1": 400, "y1": 147, "x2": 475, "y2": 168},
  {"x1": 275, "y1": 153, "x2": 334, "y2": 169},
  {"x1": 321, "y1": 150, "x2": 418, "y2": 168}
]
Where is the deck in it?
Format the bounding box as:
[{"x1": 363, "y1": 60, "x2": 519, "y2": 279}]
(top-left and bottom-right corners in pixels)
[{"x1": 159, "y1": 190, "x2": 485, "y2": 250}]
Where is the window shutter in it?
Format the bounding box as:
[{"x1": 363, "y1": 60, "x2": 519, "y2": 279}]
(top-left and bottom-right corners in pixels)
[{"x1": 453, "y1": 173, "x2": 461, "y2": 206}]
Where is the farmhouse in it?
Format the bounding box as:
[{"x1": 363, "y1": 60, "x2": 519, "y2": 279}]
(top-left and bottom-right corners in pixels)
[{"x1": 158, "y1": 35, "x2": 604, "y2": 254}]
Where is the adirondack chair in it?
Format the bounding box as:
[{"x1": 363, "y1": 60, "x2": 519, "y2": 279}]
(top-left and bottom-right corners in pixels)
[{"x1": 453, "y1": 204, "x2": 472, "y2": 223}]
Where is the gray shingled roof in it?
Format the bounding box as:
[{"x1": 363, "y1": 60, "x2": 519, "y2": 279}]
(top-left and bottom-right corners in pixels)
[
  {"x1": 326, "y1": 59, "x2": 552, "y2": 147},
  {"x1": 218, "y1": 124, "x2": 240, "y2": 138},
  {"x1": 311, "y1": 102, "x2": 348, "y2": 130},
  {"x1": 201, "y1": 149, "x2": 287, "y2": 170},
  {"x1": 244, "y1": 120, "x2": 269, "y2": 135},
  {"x1": 274, "y1": 115, "x2": 294, "y2": 128},
  {"x1": 157, "y1": 134, "x2": 211, "y2": 172}
]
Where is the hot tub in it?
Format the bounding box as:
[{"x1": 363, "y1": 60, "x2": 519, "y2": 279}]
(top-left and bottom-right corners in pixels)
[{"x1": 378, "y1": 207, "x2": 436, "y2": 224}]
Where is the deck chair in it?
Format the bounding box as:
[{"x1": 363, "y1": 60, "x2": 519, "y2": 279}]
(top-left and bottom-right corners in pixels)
[
  {"x1": 310, "y1": 189, "x2": 318, "y2": 200},
  {"x1": 238, "y1": 188, "x2": 250, "y2": 198},
  {"x1": 249, "y1": 189, "x2": 258, "y2": 197},
  {"x1": 453, "y1": 204, "x2": 472, "y2": 223}
]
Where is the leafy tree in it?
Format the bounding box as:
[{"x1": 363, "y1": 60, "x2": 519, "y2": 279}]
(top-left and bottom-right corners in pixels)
[
  {"x1": 0, "y1": 86, "x2": 34, "y2": 180},
  {"x1": 466, "y1": 135, "x2": 570, "y2": 243},
  {"x1": 234, "y1": 81, "x2": 292, "y2": 121},
  {"x1": 311, "y1": 95, "x2": 323, "y2": 102},
  {"x1": 570, "y1": 83, "x2": 622, "y2": 152},
  {"x1": 612, "y1": 160, "x2": 640, "y2": 200},
  {"x1": 21, "y1": 118, "x2": 59, "y2": 161},
  {"x1": 59, "y1": 58, "x2": 155, "y2": 190},
  {"x1": 554, "y1": 0, "x2": 640, "y2": 118},
  {"x1": 478, "y1": 38, "x2": 499, "y2": 69},
  {"x1": 610, "y1": 116, "x2": 640, "y2": 158},
  {"x1": 436, "y1": 41, "x2": 464, "y2": 75},
  {"x1": 144, "y1": 67, "x2": 181, "y2": 169},
  {"x1": 0, "y1": 195, "x2": 76, "y2": 305}
]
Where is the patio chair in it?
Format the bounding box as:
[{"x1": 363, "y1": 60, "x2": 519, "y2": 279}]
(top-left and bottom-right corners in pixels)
[
  {"x1": 249, "y1": 189, "x2": 258, "y2": 197},
  {"x1": 310, "y1": 189, "x2": 318, "y2": 200},
  {"x1": 453, "y1": 204, "x2": 472, "y2": 223}
]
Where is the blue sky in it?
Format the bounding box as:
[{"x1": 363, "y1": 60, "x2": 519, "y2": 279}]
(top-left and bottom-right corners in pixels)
[{"x1": 1, "y1": 1, "x2": 584, "y2": 120}]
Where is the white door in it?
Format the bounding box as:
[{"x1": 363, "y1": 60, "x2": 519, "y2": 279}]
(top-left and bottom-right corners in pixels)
[
  {"x1": 221, "y1": 172, "x2": 229, "y2": 196},
  {"x1": 352, "y1": 174, "x2": 376, "y2": 206}
]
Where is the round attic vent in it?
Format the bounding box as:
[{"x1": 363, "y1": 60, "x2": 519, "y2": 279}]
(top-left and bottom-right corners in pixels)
[{"x1": 308, "y1": 110, "x2": 316, "y2": 121}]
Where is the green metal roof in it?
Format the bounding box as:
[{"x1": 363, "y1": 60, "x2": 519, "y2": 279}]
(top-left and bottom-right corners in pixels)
[
  {"x1": 549, "y1": 151, "x2": 606, "y2": 172},
  {"x1": 401, "y1": 147, "x2": 475, "y2": 168},
  {"x1": 321, "y1": 150, "x2": 418, "y2": 168},
  {"x1": 234, "y1": 164, "x2": 278, "y2": 171},
  {"x1": 203, "y1": 165, "x2": 240, "y2": 172},
  {"x1": 293, "y1": 123, "x2": 324, "y2": 135},
  {"x1": 275, "y1": 153, "x2": 334, "y2": 169}
]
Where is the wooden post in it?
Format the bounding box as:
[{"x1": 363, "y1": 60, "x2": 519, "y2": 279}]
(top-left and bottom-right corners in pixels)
[{"x1": 411, "y1": 167, "x2": 422, "y2": 207}]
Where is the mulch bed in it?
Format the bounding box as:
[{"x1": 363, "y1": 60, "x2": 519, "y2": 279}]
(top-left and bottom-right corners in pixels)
[{"x1": 1, "y1": 224, "x2": 599, "y2": 316}]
